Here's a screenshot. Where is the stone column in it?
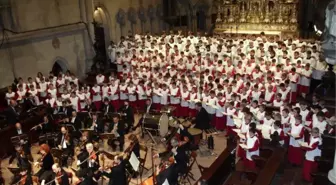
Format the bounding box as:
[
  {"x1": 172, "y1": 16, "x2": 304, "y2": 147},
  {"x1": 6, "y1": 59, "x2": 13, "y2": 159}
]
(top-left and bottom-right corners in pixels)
[{"x1": 328, "y1": 148, "x2": 336, "y2": 184}]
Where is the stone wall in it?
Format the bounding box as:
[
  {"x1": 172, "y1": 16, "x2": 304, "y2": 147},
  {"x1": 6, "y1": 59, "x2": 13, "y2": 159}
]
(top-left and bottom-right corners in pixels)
[{"x1": 0, "y1": 0, "x2": 161, "y2": 88}]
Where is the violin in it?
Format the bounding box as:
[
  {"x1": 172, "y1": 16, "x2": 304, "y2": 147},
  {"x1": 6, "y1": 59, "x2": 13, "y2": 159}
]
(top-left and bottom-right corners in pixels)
[
  {"x1": 90, "y1": 151, "x2": 98, "y2": 160},
  {"x1": 19, "y1": 175, "x2": 27, "y2": 185},
  {"x1": 55, "y1": 171, "x2": 62, "y2": 185}
]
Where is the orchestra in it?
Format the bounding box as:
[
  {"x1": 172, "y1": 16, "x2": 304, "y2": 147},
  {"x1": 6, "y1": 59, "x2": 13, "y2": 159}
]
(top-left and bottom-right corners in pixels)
[{"x1": 0, "y1": 30, "x2": 334, "y2": 185}]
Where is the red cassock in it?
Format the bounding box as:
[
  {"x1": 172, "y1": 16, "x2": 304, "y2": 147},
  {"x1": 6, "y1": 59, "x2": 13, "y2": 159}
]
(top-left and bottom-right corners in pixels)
[
  {"x1": 301, "y1": 137, "x2": 320, "y2": 182},
  {"x1": 243, "y1": 136, "x2": 260, "y2": 171},
  {"x1": 288, "y1": 124, "x2": 305, "y2": 165}
]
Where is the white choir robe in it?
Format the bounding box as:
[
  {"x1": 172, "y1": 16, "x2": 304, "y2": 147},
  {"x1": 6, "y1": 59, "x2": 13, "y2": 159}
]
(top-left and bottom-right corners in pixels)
[
  {"x1": 180, "y1": 91, "x2": 190, "y2": 117},
  {"x1": 299, "y1": 68, "x2": 312, "y2": 93},
  {"x1": 281, "y1": 115, "x2": 291, "y2": 134},
  {"x1": 251, "y1": 91, "x2": 261, "y2": 101},
  {"x1": 70, "y1": 96, "x2": 79, "y2": 111},
  {"x1": 160, "y1": 89, "x2": 169, "y2": 105},
  {"x1": 288, "y1": 123, "x2": 304, "y2": 165},
  {"x1": 273, "y1": 99, "x2": 283, "y2": 107},
  {"x1": 119, "y1": 85, "x2": 128, "y2": 100},
  {"x1": 302, "y1": 136, "x2": 321, "y2": 181},
  {"x1": 246, "y1": 135, "x2": 260, "y2": 162},
  {"x1": 92, "y1": 86, "x2": 102, "y2": 102},
  {"x1": 264, "y1": 91, "x2": 275, "y2": 103},
  {"x1": 102, "y1": 86, "x2": 111, "y2": 100},
  {"x1": 137, "y1": 85, "x2": 147, "y2": 101},
  {"x1": 77, "y1": 93, "x2": 86, "y2": 109},
  {"x1": 169, "y1": 87, "x2": 181, "y2": 105},
  {"x1": 312, "y1": 114, "x2": 327, "y2": 133},
  {"x1": 109, "y1": 85, "x2": 119, "y2": 100},
  {"x1": 47, "y1": 89, "x2": 57, "y2": 99},
  {"x1": 152, "y1": 88, "x2": 161, "y2": 104},
  {"x1": 288, "y1": 72, "x2": 300, "y2": 92},
  {"x1": 127, "y1": 86, "x2": 137, "y2": 102}
]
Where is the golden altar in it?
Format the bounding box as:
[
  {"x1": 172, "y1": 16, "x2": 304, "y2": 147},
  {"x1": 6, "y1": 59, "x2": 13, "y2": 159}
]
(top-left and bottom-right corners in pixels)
[{"x1": 214, "y1": 0, "x2": 299, "y2": 37}]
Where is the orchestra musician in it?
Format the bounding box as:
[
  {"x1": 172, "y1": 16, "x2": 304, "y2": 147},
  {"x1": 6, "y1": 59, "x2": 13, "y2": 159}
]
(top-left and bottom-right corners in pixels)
[
  {"x1": 101, "y1": 98, "x2": 115, "y2": 115},
  {"x1": 34, "y1": 144, "x2": 54, "y2": 185},
  {"x1": 14, "y1": 123, "x2": 31, "y2": 155},
  {"x1": 56, "y1": 126, "x2": 73, "y2": 166},
  {"x1": 107, "y1": 115, "x2": 125, "y2": 151},
  {"x1": 76, "y1": 143, "x2": 100, "y2": 184},
  {"x1": 87, "y1": 113, "x2": 104, "y2": 133},
  {"x1": 9, "y1": 145, "x2": 31, "y2": 171},
  {"x1": 76, "y1": 131, "x2": 93, "y2": 153},
  {"x1": 58, "y1": 101, "x2": 74, "y2": 117},
  {"x1": 69, "y1": 111, "x2": 82, "y2": 135},
  {"x1": 23, "y1": 93, "x2": 37, "y2": 111},
  {"x1": 10, "y1": 166, "x2": 33, "y2": 185},
  {"x1": 50, "y1": 163, "x2": 69, "y2": 185},
  {"x1": 83, "y1": 99, "x2": 97, "y2": 112},
  {"x1": 118, "y1": 100, "x2": 134, "y2": 133},
  {"x1": 194, "y1": 102, "x2": 211, "y2": 130},
  {"x1": 155, "y1": 138, "x2": 189, "y2": 179},
  {"x1": 99, "y1": 155, "x2": 127, "y2": 185},
  {"x1": 123, "y1": 134, "x2": 140, "y2": 178},
  {"x1": 5, "y1": 100, "x2": 19, "y2": 125}
]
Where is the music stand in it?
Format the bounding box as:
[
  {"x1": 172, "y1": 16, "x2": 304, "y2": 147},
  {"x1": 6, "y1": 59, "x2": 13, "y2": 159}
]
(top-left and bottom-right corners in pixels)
[
  {"x1": 11, "y1": 134, "x2": 29, "y2": 146},
  {"x1": 7, "y1": 167, "x2": 20, "y2": 176},
  {"x1": 99, "y1": 133, "x2": 115, "y2": 140}
]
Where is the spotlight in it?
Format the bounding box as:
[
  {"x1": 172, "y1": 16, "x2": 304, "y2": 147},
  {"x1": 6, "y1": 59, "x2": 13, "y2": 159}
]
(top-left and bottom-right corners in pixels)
[{"x1": 314, "y1": 25, "x2": 322, "y2": 36}]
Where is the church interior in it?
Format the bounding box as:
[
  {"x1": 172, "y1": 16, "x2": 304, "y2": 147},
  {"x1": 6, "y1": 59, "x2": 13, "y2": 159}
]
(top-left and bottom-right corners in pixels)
[{"x1": 0, "y1": 0, "x2": 335, "y2": 185}]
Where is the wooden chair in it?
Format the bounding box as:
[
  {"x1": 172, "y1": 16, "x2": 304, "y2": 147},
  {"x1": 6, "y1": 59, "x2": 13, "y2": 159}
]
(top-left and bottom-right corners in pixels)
[{"x1": 139, "y1": 145, "x2": 149, "y2": 175}]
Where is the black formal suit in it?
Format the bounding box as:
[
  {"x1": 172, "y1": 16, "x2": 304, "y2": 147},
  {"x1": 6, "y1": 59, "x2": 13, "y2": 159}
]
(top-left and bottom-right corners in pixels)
[
  {"x1": 5, "y1": 106, "x2": 19, "y2": 125},
  {"x1": 144, "y1": 103, "x2": 155, "y2": 114},
  {"x1": 118, "y1": 105, "x2": 134, "y2": 132},
  {"x1": 107, "y1": 121, "x2": 125, "y2": 151},
  {"x1": 172, "y1": 146, "x2": 189, "y2": 175},
  {"x1": 86, "y1": 118, "x2": 104, "y2": 133},
  {"x1": 101, "y1": 103, "x2": 115, "y2": 115},
  {"x1": 156, "y1": 164, "x2": 179, "y2": 185},
  {"x1": 195, "y1": 107, "x2": 210, "y2": 130},
  {"x1": 11, "y1": 175, "x2": 33, "y2": 185},
  {"x1": 76, "y1": 150, "x2": 100, "y2": 183},
  {"x1": 23, "y1": 98, "x2": 36, "y2": 111},
  {"x1": 83, "y1": 103, "x2": 97, "y2": 112},
  {"x1": 58, "y1": 106, "x2": 74, "y2": 117},
  {"x1": 9, "y1": 151, "x2": 31, "y2": 170},
  {"x1": 56, "y1": 133, "x2": 74, "y2": 153},
  {"x1": 35, "y1": 152, "x2": 54, "y2": 182},
  {"x1": 102, "y1": 160, "x2": 127, "y2": 185},
  {"x1": 13, "y1": 130, "x2": 31, "y2": 155},
  {"x1": 70, "y1": 116, "x2": 82, "y2": 131},
  {"x1": 51, "y1": 170, "x2": 70, "y2": 185}
]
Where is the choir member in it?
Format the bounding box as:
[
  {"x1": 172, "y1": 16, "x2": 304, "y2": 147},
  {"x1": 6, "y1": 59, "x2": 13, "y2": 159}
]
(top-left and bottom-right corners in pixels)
[
  {"x1": 287, "y1": 115, "x2": 305, "y2": 166},
  {"x1": 243, "y1": 128, "x2": 260, "y2": 170},
  {"x1": 301, "y1": 127, "x2": 321, "y2": 182}
]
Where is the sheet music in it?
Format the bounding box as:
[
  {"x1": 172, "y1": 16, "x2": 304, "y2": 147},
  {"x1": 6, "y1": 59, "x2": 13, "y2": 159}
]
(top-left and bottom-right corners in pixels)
[
  {"x1": 299, "y1": 141, "x2": 311, "y2": 148},
  {"x1": 129, "y1": 152, "x2": 140, "y2": 172},
  {"x1": 163, "y1": 179, "x2": 170, "y2": 185},
  {"x1": 234, "y1": 119, "x2": 242, "y2": 128},
  {"x1": 239, "y1": 144, "x2": 248, "y2": 149}
]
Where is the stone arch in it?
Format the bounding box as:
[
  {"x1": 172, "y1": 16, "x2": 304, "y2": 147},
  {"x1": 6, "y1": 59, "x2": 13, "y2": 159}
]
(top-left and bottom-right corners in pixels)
[
  {"x1": 52, "y1": 57, "x2": 68, "y2": 75},
  {"x1": 93, "y1": 5, "x2": 112, "y2": 49}
]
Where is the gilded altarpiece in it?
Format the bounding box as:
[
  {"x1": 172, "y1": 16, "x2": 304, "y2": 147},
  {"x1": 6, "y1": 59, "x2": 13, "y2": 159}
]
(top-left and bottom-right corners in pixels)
[{"x1": 215, "y1": 0, "x2": 299, "y2": 37}]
